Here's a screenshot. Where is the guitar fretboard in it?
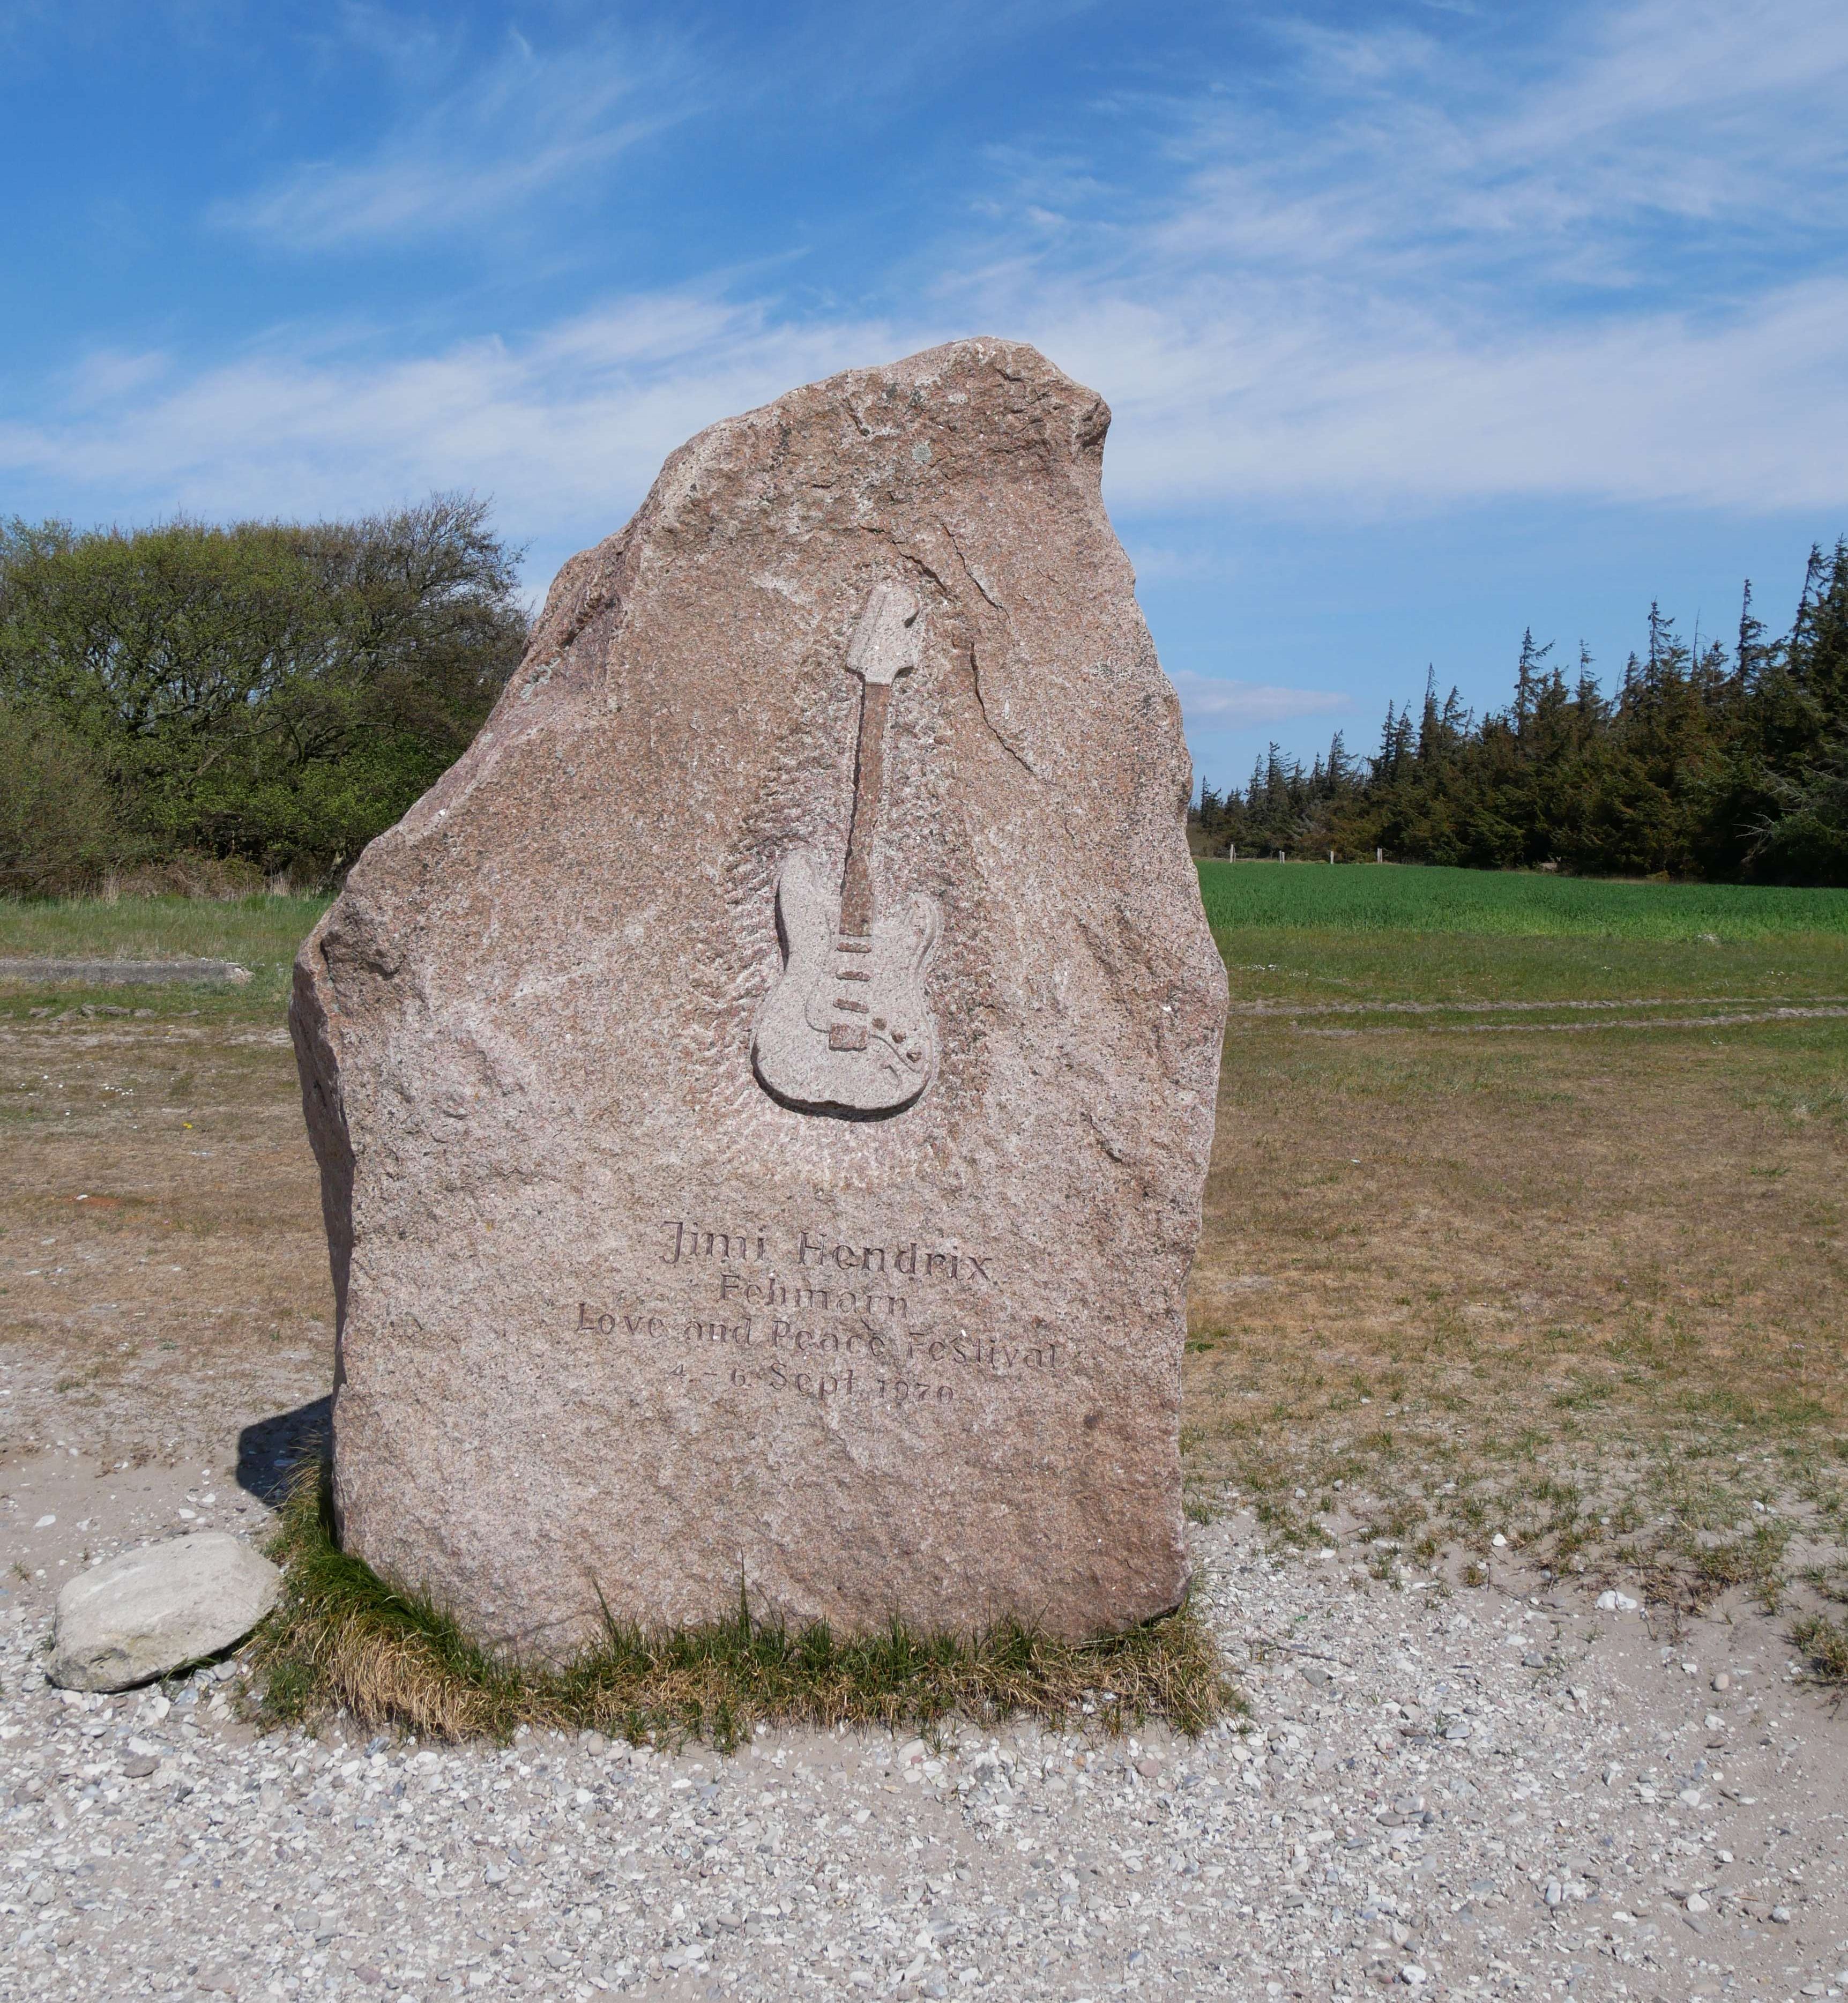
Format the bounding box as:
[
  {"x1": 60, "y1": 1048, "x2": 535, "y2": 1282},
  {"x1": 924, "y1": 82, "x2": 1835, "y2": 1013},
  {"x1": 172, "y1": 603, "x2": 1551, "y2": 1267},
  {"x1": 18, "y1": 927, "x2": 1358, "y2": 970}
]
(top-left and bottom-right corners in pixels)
[{"x1": 838, "y1": 678, "x2": 893, "y2": 938}]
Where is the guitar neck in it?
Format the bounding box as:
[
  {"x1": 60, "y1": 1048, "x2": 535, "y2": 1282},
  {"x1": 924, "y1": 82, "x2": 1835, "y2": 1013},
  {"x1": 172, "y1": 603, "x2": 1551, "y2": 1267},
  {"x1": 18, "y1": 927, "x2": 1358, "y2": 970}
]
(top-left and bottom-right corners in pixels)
[{"x1": 839, "y1": 678, "x2": 892, "y2": 937}]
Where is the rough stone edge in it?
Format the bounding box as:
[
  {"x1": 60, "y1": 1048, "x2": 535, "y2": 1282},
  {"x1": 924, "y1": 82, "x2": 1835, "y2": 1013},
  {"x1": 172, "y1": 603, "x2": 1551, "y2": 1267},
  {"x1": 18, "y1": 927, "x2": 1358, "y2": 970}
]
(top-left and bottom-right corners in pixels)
[
  {"x1": 287, "y1": 336, "x2": 1225, "y2": 1648},
  {"x1": 289, "y1": 912, "x2": 352, "y2": 1409}
]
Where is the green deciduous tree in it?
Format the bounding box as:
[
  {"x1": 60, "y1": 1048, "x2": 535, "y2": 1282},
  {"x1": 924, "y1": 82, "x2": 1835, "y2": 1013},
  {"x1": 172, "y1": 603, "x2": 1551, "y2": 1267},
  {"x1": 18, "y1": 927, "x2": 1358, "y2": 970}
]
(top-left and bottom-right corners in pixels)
[
  {"x1": 0, "y1": 493, "x2": 527, "y2": 888},
  {"x1": 0, "y1": 701, "x2": 120, "y2": 896}
]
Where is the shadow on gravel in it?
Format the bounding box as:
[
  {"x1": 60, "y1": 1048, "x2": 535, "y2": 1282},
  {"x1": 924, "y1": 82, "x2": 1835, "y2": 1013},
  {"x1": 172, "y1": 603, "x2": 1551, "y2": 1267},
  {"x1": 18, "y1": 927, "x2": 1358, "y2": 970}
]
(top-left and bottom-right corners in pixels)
[{"x1": 237, "y1": 1395, "x2": 331, "y2": 1506}]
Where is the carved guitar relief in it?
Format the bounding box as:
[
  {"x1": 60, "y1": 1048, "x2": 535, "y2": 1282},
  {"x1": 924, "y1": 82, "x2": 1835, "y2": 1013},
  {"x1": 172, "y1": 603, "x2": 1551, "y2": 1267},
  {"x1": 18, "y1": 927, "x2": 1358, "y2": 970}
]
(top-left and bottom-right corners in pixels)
[{"x1": 752, "y1": 582, "x2": 942, "y2": 1119}]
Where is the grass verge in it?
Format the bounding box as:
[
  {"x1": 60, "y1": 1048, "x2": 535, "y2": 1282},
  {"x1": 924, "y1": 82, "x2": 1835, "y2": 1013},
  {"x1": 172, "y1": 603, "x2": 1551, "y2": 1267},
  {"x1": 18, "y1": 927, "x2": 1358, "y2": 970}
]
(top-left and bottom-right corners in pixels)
[
  {"x1": 1791, "y1": 1611, "x2": 1848, "y2": 1685},
  {"x1": 0, "y1": 891, "x2": 331, "y2": 1011},
  {"x1": 251, "y1": 1469, "x2": 1236, "y2": 1751}
]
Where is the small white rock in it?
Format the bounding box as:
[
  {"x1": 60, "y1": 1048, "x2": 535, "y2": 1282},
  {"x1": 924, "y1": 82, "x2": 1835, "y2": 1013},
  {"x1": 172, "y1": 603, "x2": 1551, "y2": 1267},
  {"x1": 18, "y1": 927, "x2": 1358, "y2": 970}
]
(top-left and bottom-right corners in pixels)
[{"x1": 49, "y1": 1532, "x2": 281, "y2": 1692}]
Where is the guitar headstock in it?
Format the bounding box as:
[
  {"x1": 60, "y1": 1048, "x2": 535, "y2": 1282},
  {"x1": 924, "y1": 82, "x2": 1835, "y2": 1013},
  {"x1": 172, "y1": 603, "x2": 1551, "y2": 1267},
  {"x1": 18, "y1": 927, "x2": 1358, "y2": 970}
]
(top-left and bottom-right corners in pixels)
[{"x1": 846, "y1": 580, "x2": 922, "y2": 687}]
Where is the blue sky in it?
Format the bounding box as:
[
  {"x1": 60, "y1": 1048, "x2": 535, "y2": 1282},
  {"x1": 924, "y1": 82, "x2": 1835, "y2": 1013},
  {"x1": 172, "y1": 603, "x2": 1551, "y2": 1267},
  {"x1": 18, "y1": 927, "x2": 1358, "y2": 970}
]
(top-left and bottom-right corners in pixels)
[{"x1": 3, "y1": 0, "x2": 1846, "y2": 791}]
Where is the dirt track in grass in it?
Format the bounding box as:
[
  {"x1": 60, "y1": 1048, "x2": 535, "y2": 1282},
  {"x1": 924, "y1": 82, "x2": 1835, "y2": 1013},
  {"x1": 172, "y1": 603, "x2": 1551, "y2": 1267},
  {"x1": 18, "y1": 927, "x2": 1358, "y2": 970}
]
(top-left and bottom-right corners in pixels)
[
  {"x1": 1186, "y1": 931, "x2": 1848, "y2": 1619},
  {"x1": 0, "y1": 999, "x2": 332, "y2": 1470}
]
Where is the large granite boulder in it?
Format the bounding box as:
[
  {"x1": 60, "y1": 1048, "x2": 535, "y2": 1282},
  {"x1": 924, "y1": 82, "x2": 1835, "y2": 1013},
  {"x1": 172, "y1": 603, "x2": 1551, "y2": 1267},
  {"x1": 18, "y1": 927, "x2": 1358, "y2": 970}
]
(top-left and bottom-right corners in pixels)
[
  {"x1": 50, "y1": 1533, "x2": 281, "y2": 1692},
  {"x1": 293, "y1": 337, "x2": 1228, "y2": 1659}
]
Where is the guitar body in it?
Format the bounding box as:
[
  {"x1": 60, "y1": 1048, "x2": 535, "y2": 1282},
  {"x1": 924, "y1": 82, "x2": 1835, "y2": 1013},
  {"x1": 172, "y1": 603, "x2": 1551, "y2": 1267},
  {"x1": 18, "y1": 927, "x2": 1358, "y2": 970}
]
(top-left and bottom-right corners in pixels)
[{"x1": 752, "y1": 848, "x2": 942, "y2": 1119}]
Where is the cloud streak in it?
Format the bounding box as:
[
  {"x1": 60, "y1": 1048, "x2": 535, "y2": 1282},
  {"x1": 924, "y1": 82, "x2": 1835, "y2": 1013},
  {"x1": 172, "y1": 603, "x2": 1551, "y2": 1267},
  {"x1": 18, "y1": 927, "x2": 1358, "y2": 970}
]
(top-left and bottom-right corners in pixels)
[
  {"x1": 1019, "y1": 274, "x2": 1848, "y2": 516},
  {"x1": 4, "y1": 0, "x2": 1846, "y2": 583},
  {"x1": 211, "y1": 21, "x2": 685, "y2": 250},
  {"x1": 0, "y1": 297, "x2": 926, "y2": 567},
  {"x1": 1168, "y1": 671, "x2": 1347, "y2": 729}
]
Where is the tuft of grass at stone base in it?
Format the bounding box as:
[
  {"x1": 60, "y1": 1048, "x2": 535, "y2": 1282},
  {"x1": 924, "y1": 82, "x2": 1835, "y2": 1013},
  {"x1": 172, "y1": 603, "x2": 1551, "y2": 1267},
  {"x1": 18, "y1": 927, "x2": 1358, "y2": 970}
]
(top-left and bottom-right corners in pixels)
[
  {"x1": 250, "y1": 1471, "x2": 1235, "y2": 1750},
  {"x1": 1792, "y1": 1611, "x2": 1848, "y2": 1685}
]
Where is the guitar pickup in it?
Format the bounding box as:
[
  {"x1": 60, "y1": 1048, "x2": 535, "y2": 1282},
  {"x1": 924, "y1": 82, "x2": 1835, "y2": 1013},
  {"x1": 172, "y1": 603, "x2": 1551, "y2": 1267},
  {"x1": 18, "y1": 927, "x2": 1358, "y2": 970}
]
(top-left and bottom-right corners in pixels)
[
  {"x1": 836, "y1": 969, "x2": 871, "y2": 981},
  {"x1": 828, "y1": 1024, "x2": 869, "y2": 1051},
  {"x1": 833, "y1": 998, "x2": 869, "y2": 1014},
  {"x1": 837, "y1": 937, "x2": 873, "y2": 954}
]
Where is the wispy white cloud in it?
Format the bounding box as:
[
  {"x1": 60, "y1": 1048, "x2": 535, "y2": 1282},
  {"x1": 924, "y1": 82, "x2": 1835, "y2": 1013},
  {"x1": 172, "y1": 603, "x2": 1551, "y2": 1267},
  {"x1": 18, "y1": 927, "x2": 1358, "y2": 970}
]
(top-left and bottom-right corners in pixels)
[
  {"x1": 965, "y1": 0, "x2": 1848, "y2": 514},
  {"x1": 0, "y1": 297, "x2": 926, "y2": 563},
  {"x1": 6, "y1": 0, "x2": 1847, "y2": 576},
  {"x1": 61, "y1": 348, "x2": 174, "y2": 410},
  {"x1": 212, "y1": 22, "x2": 685, "y2": 249},
  {"x1": 210, "y1": 0, "x2": 1096, "y2": 255},
  {"x1": 1016, "y1": 273, "x2": 1848, "y2": 515},
  {"x1": 10, "y1": 254, "x2": 1846, "y2": 586},
  {"x1": 1153, "y1": 0, "x2": 1848, "y2": 296},
  {"x1": 1169, "y1": 670, "x2": 1347, "y2": 729}
]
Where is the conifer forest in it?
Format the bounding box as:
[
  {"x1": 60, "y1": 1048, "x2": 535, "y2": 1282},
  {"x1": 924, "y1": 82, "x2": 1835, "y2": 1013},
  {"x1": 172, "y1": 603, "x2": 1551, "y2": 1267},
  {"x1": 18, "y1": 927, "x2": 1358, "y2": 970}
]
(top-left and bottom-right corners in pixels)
[{"x1": 1193, "y1": 540, "x2": 1848, "y2": 884}]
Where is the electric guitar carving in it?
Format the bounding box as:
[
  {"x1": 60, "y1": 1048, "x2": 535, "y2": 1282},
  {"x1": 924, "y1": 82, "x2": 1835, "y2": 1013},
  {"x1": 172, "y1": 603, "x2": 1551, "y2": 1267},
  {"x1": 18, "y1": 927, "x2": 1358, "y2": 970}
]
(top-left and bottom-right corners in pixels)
[{"x1": 751, "y1": 582, "x2": 942, "y2": 1118}]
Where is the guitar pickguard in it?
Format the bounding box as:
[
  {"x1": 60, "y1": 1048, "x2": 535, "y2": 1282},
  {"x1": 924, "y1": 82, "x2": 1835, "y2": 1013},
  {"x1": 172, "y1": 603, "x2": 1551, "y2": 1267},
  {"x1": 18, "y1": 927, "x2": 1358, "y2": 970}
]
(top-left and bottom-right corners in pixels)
[{"x1": 751, "y1": 849, "x2": 941, "y2": 1118}]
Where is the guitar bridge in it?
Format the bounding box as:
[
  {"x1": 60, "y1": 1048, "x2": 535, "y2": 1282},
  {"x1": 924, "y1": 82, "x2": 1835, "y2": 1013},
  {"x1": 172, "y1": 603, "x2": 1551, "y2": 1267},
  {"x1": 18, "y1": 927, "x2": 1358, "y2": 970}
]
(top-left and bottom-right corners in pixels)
[{"x1": 828, "y1": 1024, "x2": 869, "y2": 1052}]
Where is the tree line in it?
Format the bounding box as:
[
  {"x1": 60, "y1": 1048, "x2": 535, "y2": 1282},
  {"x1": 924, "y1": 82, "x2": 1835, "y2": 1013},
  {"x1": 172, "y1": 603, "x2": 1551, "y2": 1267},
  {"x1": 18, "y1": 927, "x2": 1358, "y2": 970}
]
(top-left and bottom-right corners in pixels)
[
  {"x1": 8, "y1": 501, "x2": 1845, "y2": 895},
  {"x1": 1194, "y1": 538, "x2": 1848, "y2": 884},
  {"x1": 0, "y1": 495, "x2": 528, "y2": 896}
]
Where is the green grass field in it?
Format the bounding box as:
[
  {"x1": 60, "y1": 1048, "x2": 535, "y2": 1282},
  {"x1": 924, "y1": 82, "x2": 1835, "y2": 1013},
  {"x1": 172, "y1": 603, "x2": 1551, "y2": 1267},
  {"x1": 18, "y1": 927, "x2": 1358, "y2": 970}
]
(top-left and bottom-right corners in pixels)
[
  {"x1": 1198, "y1": 860, "x2": 1848, "y2": 1006},
  {"x1": 0, "y1": 893, "x2": 331, "y2": 1010},
  {"x1": 1198, "y1": 857, "x2": 1848, "y2": 940},
  {"x1": 5, "y1": 865, "x2": 1843, "y2": 969},
  {"x1": 0, "y1": 891, "x2": 331, "y2": 967}
]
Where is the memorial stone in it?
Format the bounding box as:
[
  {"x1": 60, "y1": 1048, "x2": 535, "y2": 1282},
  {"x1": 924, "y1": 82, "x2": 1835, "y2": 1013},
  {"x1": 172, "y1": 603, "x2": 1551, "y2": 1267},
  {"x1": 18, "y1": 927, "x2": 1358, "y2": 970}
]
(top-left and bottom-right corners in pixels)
[{"x1": 293, "y1": 337, "x2": 1228, "y2": 1660}]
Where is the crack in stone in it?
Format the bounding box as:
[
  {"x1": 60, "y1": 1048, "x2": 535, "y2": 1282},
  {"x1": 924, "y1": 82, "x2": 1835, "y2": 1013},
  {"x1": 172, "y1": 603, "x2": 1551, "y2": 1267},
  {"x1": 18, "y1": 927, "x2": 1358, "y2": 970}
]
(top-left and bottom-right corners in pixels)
[{"x1": 968, "y1": 636, "x2": 1040, "y2": 784}]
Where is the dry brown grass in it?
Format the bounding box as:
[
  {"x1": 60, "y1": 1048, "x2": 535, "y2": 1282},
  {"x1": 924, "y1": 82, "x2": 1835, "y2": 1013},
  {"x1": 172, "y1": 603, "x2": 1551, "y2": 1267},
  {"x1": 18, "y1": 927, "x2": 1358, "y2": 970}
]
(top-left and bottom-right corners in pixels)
[
  {"x1": 0, "y1": 991, "x2": 333, "y2": 1465},
  {"x1": 1792, "y1": 1610, "x2": 1848, "y2": 1684},
  {"x1": 9, "y1": 896, "x2": 1848, "y2": 1698},
  {"x1": 1184, "y1": 930, "x2": 1848, "y2": 1609}
]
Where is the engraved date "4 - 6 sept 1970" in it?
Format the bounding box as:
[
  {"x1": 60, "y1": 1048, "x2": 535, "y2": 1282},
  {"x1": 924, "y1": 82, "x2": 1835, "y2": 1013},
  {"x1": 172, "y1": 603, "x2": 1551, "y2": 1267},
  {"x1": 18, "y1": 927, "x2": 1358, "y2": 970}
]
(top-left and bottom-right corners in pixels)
[{"x1": 571, "y1": 1309, "x2": 1020, "y2": 1407}]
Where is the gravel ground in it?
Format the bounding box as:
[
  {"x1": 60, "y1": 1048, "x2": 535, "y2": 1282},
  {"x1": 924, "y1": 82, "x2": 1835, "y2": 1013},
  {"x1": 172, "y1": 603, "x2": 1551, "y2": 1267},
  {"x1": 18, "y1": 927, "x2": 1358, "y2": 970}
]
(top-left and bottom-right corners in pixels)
[{"x1": 4, "y1": 1450, "x2": 1847, "y2": 2003}]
